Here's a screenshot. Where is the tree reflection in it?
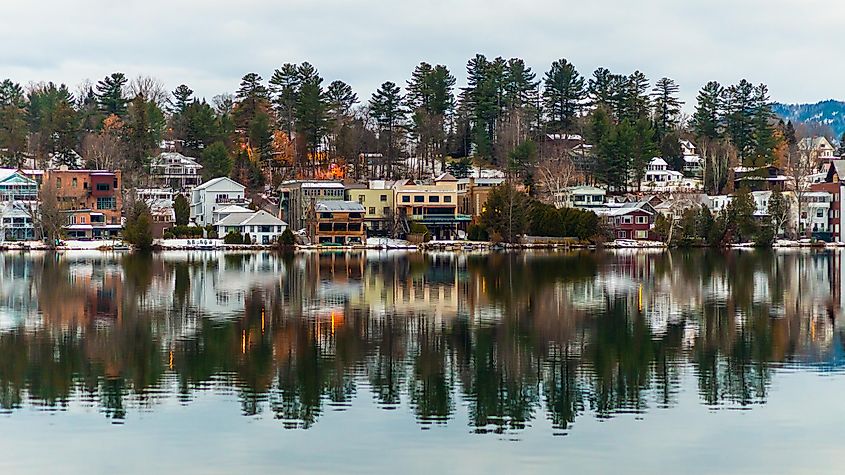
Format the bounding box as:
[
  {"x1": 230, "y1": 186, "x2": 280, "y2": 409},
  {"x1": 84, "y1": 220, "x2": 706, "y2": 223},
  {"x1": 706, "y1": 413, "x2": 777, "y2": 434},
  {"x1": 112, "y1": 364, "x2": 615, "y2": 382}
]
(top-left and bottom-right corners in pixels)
[{"x1": 0, "y1": 250, "x2": 840, "y2": 433}]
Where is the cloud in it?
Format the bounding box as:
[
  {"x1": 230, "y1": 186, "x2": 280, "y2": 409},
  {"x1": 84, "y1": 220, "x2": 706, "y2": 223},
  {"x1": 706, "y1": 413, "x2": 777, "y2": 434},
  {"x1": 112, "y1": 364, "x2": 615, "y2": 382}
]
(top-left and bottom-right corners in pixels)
[{"x1": 1, "y1": 0, "x2": 842, "y2": 106}]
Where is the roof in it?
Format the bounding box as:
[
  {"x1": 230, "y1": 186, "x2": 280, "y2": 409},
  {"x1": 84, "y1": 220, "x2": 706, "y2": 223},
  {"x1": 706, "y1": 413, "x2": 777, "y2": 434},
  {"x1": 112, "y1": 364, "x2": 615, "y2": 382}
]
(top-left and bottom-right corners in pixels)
[
  {"x1": 302, "y1": 181, "x2": 344, "y2": 189},
  {"x1": 194, "y1": 176, "x2": 245, "y2": 191},
  {"x1": 594, "y1": 200, "x2": 656, "y2": 217},
  {"x1": 215, "y1": 205, "x2": 252, "y2": 215},
  {"x1": 215, "y1": 210, "x2": 287, "y2": 227},
  {"x1": 434, "y1": 172, "x2": 458, "y2": 182},
  {"x1": 649, "y1": 157, "x2": 669, "y2": 167},
  {"x1": 315, "y1": 200, "x2": 366, "y2": 212},
  {"x1": 566, "y1": 185, "x2": 606, "y2": 194},
  {"x1": 152, "y1": 152, "x2": 202, "y2": 168}
]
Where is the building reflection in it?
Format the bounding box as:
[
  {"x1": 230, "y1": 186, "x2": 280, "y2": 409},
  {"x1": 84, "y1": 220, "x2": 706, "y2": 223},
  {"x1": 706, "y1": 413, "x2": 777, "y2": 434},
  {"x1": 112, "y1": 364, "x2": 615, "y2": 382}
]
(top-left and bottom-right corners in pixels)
[{"x1": 0, "y1": 249, "x2": 843, "y2": 434}]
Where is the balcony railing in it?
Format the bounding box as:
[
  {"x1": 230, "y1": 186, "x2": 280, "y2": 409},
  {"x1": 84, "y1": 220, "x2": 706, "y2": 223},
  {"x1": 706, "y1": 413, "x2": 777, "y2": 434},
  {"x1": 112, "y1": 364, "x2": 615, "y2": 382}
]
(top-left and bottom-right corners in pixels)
[{"x1": 410, "y1": 214, "x2": 472, "y2": 222}]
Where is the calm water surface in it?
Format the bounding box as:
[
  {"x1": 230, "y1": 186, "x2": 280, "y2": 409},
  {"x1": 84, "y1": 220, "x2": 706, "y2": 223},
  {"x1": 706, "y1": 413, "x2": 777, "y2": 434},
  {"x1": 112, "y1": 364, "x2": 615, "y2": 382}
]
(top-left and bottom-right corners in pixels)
[{"x1": 1, "y1": 249, "x2": 844, "y2": 474}]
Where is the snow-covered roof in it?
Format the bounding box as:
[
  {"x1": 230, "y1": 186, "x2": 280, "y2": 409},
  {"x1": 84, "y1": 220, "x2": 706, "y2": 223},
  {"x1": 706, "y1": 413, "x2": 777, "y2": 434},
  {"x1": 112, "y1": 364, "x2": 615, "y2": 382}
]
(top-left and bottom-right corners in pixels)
[
  {"x1": 301, "y1": 181, "x2": 344, "y2": 189},
  {"x1": 151, "y1": 152, "x2": 202, "y2": 168},
  {"x1": 215, "y1": 205, "x2": 252, "y2": 215},
  {"x1": 216, "y1": 210, "x2": 286, "y2": 227},
  {"x1": 434, "y1": 172, "x2": 458, "y2": 182},
  {"x1": 649, "y1": 157, "x2": 669, "y2": 167},
  {"x1": 567, "y1": 185, "x2": 606, "y2": 194},
  {"x1": 315, "y1": 200, "x2": 365, "y2": 212}
]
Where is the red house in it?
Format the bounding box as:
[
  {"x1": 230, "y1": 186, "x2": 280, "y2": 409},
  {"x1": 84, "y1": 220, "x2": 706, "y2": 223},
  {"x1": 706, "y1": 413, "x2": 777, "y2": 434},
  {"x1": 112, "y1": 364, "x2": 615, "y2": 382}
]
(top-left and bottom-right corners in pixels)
[{"x1": 596, "y1": 201, "x2": 657, "y2": 240}]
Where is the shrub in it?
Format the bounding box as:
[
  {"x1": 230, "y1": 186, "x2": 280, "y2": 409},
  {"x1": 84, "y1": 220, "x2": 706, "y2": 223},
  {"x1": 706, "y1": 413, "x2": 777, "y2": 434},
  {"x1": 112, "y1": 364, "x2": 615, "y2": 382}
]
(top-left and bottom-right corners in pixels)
[
  {"x1": 243, "y1": 233, "x2": 252, "y2": 245},
  {"x1": 467, "y1": 223, "x2": 489, "y2": 241},
  {"x1": 224, "y1": 231, "x2": 243, "y2": 245},
  {"x1": 279, "y1": 228, "x2": 296, "y2": 247},
  {"x1": 163, "y1": 231, "x2": 175, "y2": 240}
]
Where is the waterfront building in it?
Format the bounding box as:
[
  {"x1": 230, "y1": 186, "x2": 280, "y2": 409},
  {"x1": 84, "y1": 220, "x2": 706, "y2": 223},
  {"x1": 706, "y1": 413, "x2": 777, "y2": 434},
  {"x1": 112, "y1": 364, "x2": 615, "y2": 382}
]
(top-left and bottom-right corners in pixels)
[
  {"x1": 393, "y1": 173, "x2": 470, "y2": 240},
  {"x1": 42, "y1": 168, "x2": 123, "y2": 240},
  {"x1": 556, "y1": 185, "x2": 607, "y2": 209},
  {"x1": 307, "y1": 200, "x2": 366, "y2": 245},
  {"x1": 215, "y1": 210, "x2": 288, "y2": 244},
  {"x1": 189, "y1": 177, "x2": 248, "y2": 226},
  {"x1": 279, "y1": 180, "x2": 345, "y2": 231},
  {"x1": 594, "y1": 200, "x2": 657, "y2": 240},
  {"x1": 457, "y1": 177, "x2": 504, "y2": 218},
  {"x1": 345, "y1": 180, "x2": 395, "y2": 237}
]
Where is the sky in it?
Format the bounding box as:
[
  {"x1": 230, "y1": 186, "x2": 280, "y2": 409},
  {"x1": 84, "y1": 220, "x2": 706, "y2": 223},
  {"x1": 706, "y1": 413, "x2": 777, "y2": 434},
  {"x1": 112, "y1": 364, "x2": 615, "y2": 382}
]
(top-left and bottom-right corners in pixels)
[{"x1": 1, "y1": 0, "x2": 842, "y2": 108}]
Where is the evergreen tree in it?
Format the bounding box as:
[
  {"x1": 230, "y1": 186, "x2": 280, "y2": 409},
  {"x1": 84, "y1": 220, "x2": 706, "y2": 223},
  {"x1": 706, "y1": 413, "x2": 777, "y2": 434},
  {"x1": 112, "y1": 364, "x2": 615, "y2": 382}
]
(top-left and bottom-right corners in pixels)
[
  {"x1": 27, "y1": 82, "x2": 79, "y2": 165},
  {"x1": 650, "y1": 77, "x2": 682, "y2": 141},
  {"x1": 201, "y1": 141, "x2": 232, "y2": 179},
  {"x1": 95, "y1": 73, "x2": 129, "y2": 117},
  {"x1": 171, "y1": 84, "x2": 194, "y2": 115},
  {"x1": 125, "y1": 94, "x2": 165, "y2": 170},
  {"x1": 0, "y1": 80, "x2": 28, "y2": 167},
  {"x1": 479, "y1": 183, "x2": 530, "y2": 242},
  {"x1": 750, "y1": 83, "x2": 778, "y2": 166},
  {"x1": 542, "y1": 58, "x2": 586, "y2": 132},
  {"x1": 629, "y1": 117, "x2": 658, "y2": 190},
  {"x1": 234, "y1": 72, "x2": 270, "y2": 129},
  {"x1": 124, "y1": 200, "x2": 154, "y2": 250},
  {"x1": 173, "y1": 193, "x2": 190, "y2": 226},
  {"x1": 691, "y1": 81, "x2": 723, "y2": 140},
  {"x1": 295, "y1": 67, "x2": 329, "y2": 173},
  {"x1": 723, "y1": 80, "x2": 756, "y2": 163},
  {"x1": 369, "y1": 81, "x2": 406, "y2": 177},
  {"x1": 269, "y1": 63, "x2": 301, "y2": 138},
  {"x1": 587, "y1": 67, "x2": 616, "y2": 110},
  {"x1": 178, "y1": 99, "x2": 219, "y2": 154},
  {"x1": 249, "y1": 110, "x2": 274, "y2": 163},
  {"x1": 621, "y1": 71, "x2": 650, "y2": 121},
  {"x1": 406, "y1": 62, "x2": 456, "y2": 175}
]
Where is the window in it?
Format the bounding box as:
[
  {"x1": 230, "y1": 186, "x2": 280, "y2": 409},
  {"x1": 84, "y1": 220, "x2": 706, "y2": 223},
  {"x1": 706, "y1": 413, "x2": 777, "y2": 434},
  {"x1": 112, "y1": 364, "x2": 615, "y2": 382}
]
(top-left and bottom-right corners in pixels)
[
  {"x1": 380, "y1": 194, "x2": 387, "y2": 202},
  {"x1": 402, "y1": 196, "x2": 410, "y2": 203},
  {"x1": 635, "y1": 230, "x2": 648, "y2": 239},
  {"x1": 91, "y1": 214, "x2": 105, "y2": 223},
  {"x1": 817, "y1": 209, "x2": 825, "y2": 218},
  {"x1": 414, "y1": 195, "x2": 424, "y2": 203},
  {"x1": 444, "y1": 196, "x2": 452, "y2": 203},
  {"x1": 96, "y1": 183, "x2": 110, "y2": 191},
  {"x1": 318, "y1": 223, "x2": 333, "y2": 232},
  {"x1": 349, "y1": 212, "x2": 363, "y2": 219},
  {"x1": 358, "y1": 195, "x2": 365, "y2": 204},
  {"x1": 383, "y1": 207, "x2": 390, "y2": 215},
  {"x1": 320, "y1": 212, "x2": 333, "y2": 219},
  {"x1": 369, "y1": 207, "x2": 376, "y2": 214},
  {"x1": 348, "y1": 223, "x2": 362, "y2": 231},
  {"x1": 622, "y1": 216, "x2": 633, "y2": 224},
  {"x1": 429, "y1": 196, "x2": 440, "y2": 203},
  {"x1": 636, "y1": 216, "x2": 647, "y2": 224},
  {"x1": 72, "y1": 178, "x2": 78, "y2": 188},
  {"x1": 97, "y1": 197, "x2": 116, "y2": 210},
  {"x1": 56, "y1": 178, "x2": 61, "y2": 188}
]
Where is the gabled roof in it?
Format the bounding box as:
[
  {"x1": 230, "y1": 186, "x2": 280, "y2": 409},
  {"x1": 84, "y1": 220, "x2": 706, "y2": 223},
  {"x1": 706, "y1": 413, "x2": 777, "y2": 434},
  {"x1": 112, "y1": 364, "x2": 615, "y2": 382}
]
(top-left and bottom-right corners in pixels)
[
  {"x1": 827, "y1": 160, "x2": 845, "y2": 182},
  {"x1": 0, "y1": 169, "x2": 36, "y2": 186},
  {"x1": 434, "y1": 172, "x2": 458, "y2": 182},
  {"x1": 194, "y1": 176, "x2": 245, "y2": 191},
  {"x1": 215, "y1": 205, "x2": 252, "y2": 215},
  {"x1": 152, "y1": 151, "x2": 202, "y2": 168},
  {"x1": 215, "y1": 210, "x2": 287, "y2": 227}
]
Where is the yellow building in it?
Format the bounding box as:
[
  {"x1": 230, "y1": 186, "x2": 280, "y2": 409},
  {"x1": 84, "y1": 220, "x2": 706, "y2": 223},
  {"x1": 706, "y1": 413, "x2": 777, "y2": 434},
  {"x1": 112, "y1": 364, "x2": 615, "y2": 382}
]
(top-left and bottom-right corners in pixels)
[
  {"x1": 345, "y1": 180, "x2": 395, "y2": 237},
  {"x1": 393, "y1": 173, "x2": 470, "y2": 239}
]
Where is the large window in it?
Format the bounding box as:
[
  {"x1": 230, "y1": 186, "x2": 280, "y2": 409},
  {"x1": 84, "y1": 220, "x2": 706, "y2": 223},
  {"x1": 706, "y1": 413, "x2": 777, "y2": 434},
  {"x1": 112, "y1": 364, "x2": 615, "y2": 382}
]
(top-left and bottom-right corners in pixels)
[
  {"x1": 97, "y1": 197, "x2": 116, "y2": 210},
  {"x1": 96, "y1": 183, "x2": 110, "y2": 191},
  {"x1": 444, "y1": 196, "x2": 452, "y2": 203},
  {"x1": 414, "y1": 195, "x2": 424, "y2": 203},
  {"x1": 429, "y1": 196, "x2": 440, "y2": 203},
  {"x1": 402, "y1": 196, "x2": 410, "y2": 203}
]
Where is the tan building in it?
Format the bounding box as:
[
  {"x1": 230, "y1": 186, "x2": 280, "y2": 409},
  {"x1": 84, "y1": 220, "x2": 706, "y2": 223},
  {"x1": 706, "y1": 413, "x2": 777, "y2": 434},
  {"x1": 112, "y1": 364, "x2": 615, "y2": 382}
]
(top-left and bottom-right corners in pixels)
[
  {"x1": 345, "y1": 180, "x2": 395, "y2": 237},
  {"x1": 458, "y1": 177, "x2": 504, "y2": 219},
  {"x1": 43, "y1": 169, "x2": 123, "y2": 239},
  {"x1": 307, "y1": 200, "x2": 366, "y2": 245},
  {"x1": 393, "y1": 173, "x2": 470, "y2": 239}
]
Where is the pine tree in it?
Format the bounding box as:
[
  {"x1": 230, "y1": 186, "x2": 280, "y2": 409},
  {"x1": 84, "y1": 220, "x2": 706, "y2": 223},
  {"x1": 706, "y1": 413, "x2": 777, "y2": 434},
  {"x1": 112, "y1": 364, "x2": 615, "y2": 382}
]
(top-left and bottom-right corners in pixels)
[
  {"x1": 95, "y1": 73, "x2": 129, "y2": 117},
  {"x1": 178, "y1": 99, "x2": 219, "y2": 154},
  {"x1": 406, "y1": 62, "x2": 456, "y2": 175},
  {"x1": 269, "y1": 63, "x2": 301, "y2": 138},
  {"x1": 588, "y1": 68, "x2": 616, "y2": 109},
  {"x1": 0, "y1": 79, "x2": 28, "y2": 167},
  {"x1": 295, "y1": 68, "x2": 329, "y2": 174},
  {"x1": 201, "y1": 141, "x2": 232, "y2": 179},
  {"x1": 125, "y1": 94, "x2": 165, "y2": 170},
  {"x1": 173, "y1": 194, "x2": 190, "y2": 226},
  {"x1": 750, "y1": 83, "x2": 778, "y2": 167},
  {"x1": 630, "y1": 117, "x2": 658, "y2": 190},
  {"x1": 723, "y1": 80, "x2": 756, "y2": 163},
  {"x1": 171, "y1": 85, "x2": 194, "y2": 115},
  {"x1": 234, "y1": 72, "x2": 269, "y2": 129},
  {"x1": 650, "y1": 77, "x2": 682, "y2": 141},
  {"x1": 691, "y1": 81, "x2": 723, "y2": 140},
  {"x1": 621, "y1": 71, "x2": 650, "y2": 121},
  {"x1": 369, "y1": 81, "x2": 406, "y2": 177},
  {"x1": 542, "y1": 58, "x2": 585, "y2": 132}
]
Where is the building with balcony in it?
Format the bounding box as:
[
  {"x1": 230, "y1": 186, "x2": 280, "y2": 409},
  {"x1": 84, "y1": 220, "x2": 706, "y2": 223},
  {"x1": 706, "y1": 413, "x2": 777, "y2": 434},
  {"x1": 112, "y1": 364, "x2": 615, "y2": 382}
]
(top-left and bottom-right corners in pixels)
[
  {"x1": 393, "y1": 173, "x2": 470, "y2": 240},
  {"x1": 345, "y1": 180, "x2": 395, "y2": 237},
  {"x1": 556, "y1": 185, "x2": 607, "y2": 209},
  {"x1": 307, "y1": 200, "x2": 366, "y2": 245},
  {"x1": 42, "y1": 169, "x2": 123, "y2": 240},
  {"x1": 0, "y1": 201, "x2": 35, "y2": 241},
  {"x1": 190, "y1": 177, "x2": 248, "y2": 226},
  {"x1": 279, "y1": 180, "x2": 345, "y2": 231},
  {"x1": 149, "y1": 152, "x2": 203, "y2": 191},
  {"x1": 0, "y1": 169, "x2": 39, "y2": 202}
]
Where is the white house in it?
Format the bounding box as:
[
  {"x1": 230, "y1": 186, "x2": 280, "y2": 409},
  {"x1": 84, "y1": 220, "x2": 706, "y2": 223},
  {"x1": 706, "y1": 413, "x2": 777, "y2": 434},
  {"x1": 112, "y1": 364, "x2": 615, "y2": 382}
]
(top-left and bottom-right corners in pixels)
[
  {"x1": 149, "y1": 152, "x2": 203, "y2": 190},
  {"x1": 798, "y1": 136, "x2": 837, "y2": 164},
  {"x1": 0, "y1": 201, "x2": 35, "y2": 242},
  {"x1": 644, "y1": 157, "x2": 684, "y2": 184},
  {"x1": 798, "y1": 191, "x2": 832, "y2": 234},
  {"x1": 556, "y1": 185, "x2": 607, "y2": 209},
  {"x1": 190, "y1": 177, "x2": 249, "y2": 226},
  {"x1": 215, "y1": 210, "x2": 288, "y2": 245}
]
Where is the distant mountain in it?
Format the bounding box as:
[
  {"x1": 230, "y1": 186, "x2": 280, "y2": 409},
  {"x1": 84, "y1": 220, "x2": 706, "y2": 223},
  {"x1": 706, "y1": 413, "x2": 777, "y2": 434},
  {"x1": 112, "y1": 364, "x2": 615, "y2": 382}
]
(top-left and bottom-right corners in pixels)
[{"x1": 773, "y1": 100, "x2": 845, "y2": 139}]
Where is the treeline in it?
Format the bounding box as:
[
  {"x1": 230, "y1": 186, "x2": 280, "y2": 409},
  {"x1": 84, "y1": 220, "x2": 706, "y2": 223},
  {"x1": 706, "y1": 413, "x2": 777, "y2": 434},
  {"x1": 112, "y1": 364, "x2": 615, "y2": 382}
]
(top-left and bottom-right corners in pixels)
[{"x1": 0, "y1": 57, "x2": 791, "y2": 194}]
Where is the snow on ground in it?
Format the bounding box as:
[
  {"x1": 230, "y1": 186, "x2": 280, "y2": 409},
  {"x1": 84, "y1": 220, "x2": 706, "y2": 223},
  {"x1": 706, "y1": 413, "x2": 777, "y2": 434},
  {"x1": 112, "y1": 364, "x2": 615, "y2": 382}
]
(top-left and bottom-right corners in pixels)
[{"x1": 366, "y1": 237, "x2": 416, "y2": 249}]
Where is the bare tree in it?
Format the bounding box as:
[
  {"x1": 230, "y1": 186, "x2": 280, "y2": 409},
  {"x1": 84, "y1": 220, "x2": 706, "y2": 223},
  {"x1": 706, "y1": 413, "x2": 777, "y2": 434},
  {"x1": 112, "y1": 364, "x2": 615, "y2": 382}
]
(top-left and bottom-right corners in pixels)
[
  {"x1": 787, "y1": 141, "x2": 818, "y2": 236},
  {"x1": 128, "y1": 75, "x2": 169, "y2": 108},
  {"x1": 81, "y1": 131, "x2": 123, "y2": 170},
  {"x1": 700, "y1": 137, "x2": 736, "y2": 195},
  {"x1": 536, "y1": 156, "x2": 577, "y2": 208}
]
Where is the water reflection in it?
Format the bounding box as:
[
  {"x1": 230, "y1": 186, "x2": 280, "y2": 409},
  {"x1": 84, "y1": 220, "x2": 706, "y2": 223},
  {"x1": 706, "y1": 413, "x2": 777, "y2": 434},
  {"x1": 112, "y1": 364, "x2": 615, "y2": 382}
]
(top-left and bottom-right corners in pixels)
[{"x1": 0, "y1": 249, "x2": 842, "y2": 435}]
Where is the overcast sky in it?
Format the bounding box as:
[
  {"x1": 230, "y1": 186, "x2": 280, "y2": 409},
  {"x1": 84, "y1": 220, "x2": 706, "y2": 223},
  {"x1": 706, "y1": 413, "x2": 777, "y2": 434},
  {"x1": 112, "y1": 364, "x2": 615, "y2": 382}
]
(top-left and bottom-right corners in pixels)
[{"x1": 1, "y1": 0, "x2": 841, "y2": 108}]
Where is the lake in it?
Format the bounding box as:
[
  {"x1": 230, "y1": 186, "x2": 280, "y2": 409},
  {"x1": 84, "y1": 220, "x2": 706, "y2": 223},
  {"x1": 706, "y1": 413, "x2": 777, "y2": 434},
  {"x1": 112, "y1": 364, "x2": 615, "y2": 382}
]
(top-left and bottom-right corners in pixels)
[{"x1": 0, "y1": 249, "x2": 843, "y2": 474}]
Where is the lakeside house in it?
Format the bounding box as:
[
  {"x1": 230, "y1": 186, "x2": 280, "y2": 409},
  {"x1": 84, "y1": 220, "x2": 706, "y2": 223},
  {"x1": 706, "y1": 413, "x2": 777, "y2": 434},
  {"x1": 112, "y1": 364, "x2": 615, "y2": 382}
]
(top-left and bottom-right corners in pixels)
[
  {"x1": 594, "y1": 201, "x2": 657, "y2": 240},
  {"x1": 345, "y1": 180, "x2": 395, "y2": 237},
  {"x1": 190, "y1": 177, "x2": 248, "y2": 226},
  {"x1": 393, "y1": 173, "x2": 470, "y2": 240},
  {"x1": 42, "y1": 168, "x2": 123, "y2": 240},
  {"x1": 279, "y1": 180, "x2": 345, "y2": 231},
  {"x1": 556, "y1": 185, "x2": 607, "y2": 209},
  {"x1": 215, "y1": 210, "x2": 288, "y2": 244},
  {"x1": 307, "y1": 200, "x2": 366, "y2": 245},
  {"x1": 458, "y1": 177, "x2": 505, "y2": 218}
]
